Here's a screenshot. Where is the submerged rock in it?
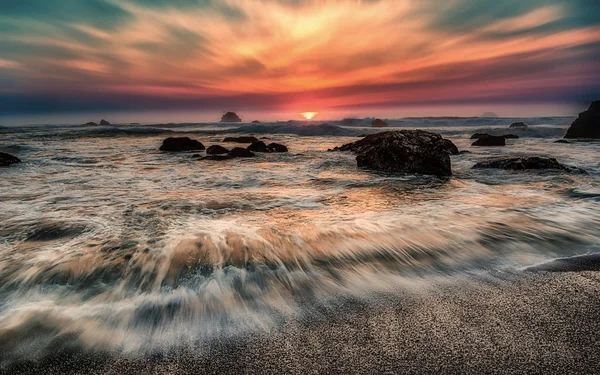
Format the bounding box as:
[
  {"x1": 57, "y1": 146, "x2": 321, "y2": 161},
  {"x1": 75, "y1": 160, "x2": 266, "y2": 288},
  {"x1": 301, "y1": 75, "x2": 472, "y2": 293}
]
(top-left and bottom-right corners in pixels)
[
  {"x1": 247, "y1": 141, "x2": 270, "y2": 153},
  {"x1": 509, "y1": 122, "x2": 527, "y2": 128},
  {"x1": 554, "y1": 139, "x2": 570, "y2": 144},
  {"x1": 470, "y1": 133, "x2": 518, "y2": 140},
  {"x1": 228, "y1": 147, "x2": 255, "y2": 158},
  {"x1": 206, "y1": 145, "x2": 229, "y2": 154},
  {"x1": 472, "y1": 156, "x2": 586, "y2": 174},
  {"x1": 100, "y1": 119, "x2": 111, "y2": 125},
  {"x1": 332, "y1": 130, "x2": 455, "y2": 177},
  {"x1": 471, "y1": 135, "x2": 506, "y2": 146},
  {"x1": 159, "y1": 137, "x2": 205, "y2": 152},
  {"x1": 0, "y1": 152, "x2": 21, "y2": 166},
  {"x1": 223, "y1": 136, "x2": 259, "y2": 143},
  {"x1": 564, "y1": 101, "x2": 600, "y2": 138},
  {"x1": 200, "y1": 154, "x2": 235, "y2": 161},
  {"x1": 267, "y1": 142, "x2": 288, "y2": 152},
  {"x1": 220, "y1": 112, "x2": 242, "y2": 123},
  {"x1": 371, "y1": 118, "x2": 388, "y2": 128}
]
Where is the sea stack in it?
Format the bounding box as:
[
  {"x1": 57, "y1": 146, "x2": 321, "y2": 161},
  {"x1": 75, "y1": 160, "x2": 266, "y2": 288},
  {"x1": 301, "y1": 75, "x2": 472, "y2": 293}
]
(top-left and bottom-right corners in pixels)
[
  {"x1": 100, "y1": 119, "x2": 111, "y2": 125},
  {"x1": 371, "y1": 118, "x2": 388, "y2": 128},
  {"x1": 220, "y1": 112, "x2": 242, "y2": 123},
  {"x1": 564, "y1": 101, "x2": 600, "y2": 138}
]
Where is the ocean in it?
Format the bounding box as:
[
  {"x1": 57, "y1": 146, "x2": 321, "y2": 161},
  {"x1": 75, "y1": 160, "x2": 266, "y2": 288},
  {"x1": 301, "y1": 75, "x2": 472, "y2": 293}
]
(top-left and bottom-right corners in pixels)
[{"x1": 1, "y1": 117, "x2": 599, "y2": 372}]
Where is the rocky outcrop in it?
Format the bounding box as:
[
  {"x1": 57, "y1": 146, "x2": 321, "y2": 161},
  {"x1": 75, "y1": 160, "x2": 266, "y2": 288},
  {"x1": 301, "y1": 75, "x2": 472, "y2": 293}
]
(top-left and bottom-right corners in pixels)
[
  {"x1": 441, "y1": 139, "x2": 459, "y2": 155},
  {"x1": 0, "y1": 152, "x2": 21, "y2": 167},
  {"x1": 503, "y1": 134, "x2": 519, "y2": 139},
  {"x1": 251, "y1": 120, "x2": 261, "y2": 124},
  {"x1": 223, "y1": 136, "x2": 259, "y2": 143},
  {"x1": 267, "y1": 143, "x2": 288, "y2": 152},
  {"x1": 371, "y1": 119, "x2": 388, "y2": 128},
  {"x1": 100, "y1": 119, "x2": 111, "y2": 125},
  {"x1": 159, "y1": 137, "x2": 205, "y2": 152},
  {"x1": 228, "y1": 147, "x2": 255, "y2": 158},
  {"x1": 470, "y1": 133, "x2": 518, "y2": 140},
  {"x1": 206, "y1": 145, "x2": 229, "y2": 154},
  {"x1": 472, "y1": 135, "x2": 506, "y2": 146},
  {"x1": 564, "y1": 101, "x2": 600, "y2": 138},
  {"x1": 509, "y1": 122, "x2": 527, "y2": 128},
  {"x1": 472, "y1": 156, "x2": 586, "y2": 174},
  {"x1": 84, "y1": 122, "x2": 98, "y2": 126},
  {"x1": 220, "y1": 112, "x2": 242, "y2": 123},
  {"x1": 554, "y1": 139, "x2": 570, "y2": 144},
  {"x1": 247, "y1": 141, "x2": 270, "y2": 152},
  {"x1": 332, "y1": 130, "x2": 455, "y2": 177}
]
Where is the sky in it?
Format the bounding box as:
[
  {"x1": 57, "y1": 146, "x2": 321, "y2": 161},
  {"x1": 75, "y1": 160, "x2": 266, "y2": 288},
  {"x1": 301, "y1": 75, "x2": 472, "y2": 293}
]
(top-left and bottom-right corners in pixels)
[{"x1": 1, "y1": 0, "x2": 599, "y2": 123}]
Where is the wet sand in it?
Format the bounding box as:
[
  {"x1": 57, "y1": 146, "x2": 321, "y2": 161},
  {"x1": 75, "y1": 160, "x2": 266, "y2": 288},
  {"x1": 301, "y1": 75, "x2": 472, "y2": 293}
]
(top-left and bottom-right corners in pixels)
[{"x1": 4, "y1": 265, "x2": 600, "y2": 375}]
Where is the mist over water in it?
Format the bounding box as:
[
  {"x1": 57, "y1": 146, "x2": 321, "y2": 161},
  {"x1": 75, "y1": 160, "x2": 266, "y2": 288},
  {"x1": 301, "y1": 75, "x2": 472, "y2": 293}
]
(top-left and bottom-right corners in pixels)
[{"x1": 1, "y1": 119, "x2": 599, "y2": 366}]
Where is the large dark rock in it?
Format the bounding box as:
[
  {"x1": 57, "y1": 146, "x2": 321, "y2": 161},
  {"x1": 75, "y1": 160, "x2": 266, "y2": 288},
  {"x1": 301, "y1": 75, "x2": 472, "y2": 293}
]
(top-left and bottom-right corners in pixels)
[
  {"x1": 247, "y1": 141, "x2": 270, "y2": 152},
  {"x1": 100, "y1": 119, "x2": 111, "y2": 125},
  {"x1": 0, "y1": 152, "x2": 21, "y2": 167},
  {"x1": 84, "y1": 121, "x2": 98, "y2": 126},
  {"x1": 159, "y1": 137, "x2": 205, "y2": 152},
  {"x1": 223, "y1": 136, "x2": 259, "y2": 143},
  {"x1": 371, "y1": 119, "x2": 388, "y2": 128},
  {"x1": 332, "y1": 130, "x2": 455, "y2": 177},
  {"x1": 503, "y1": 134, "x2": 519, "y2": 139},
  {"x1": 471, "y1": 135, "x2": 506, "y2": 146},
  {"x1": 509, "y1": 122, "x2": 527, "y2": 128},
  {"x1": 228, "y1": 147, "x2": 255, "y2": 158},
  {"x1": 564, "y1": 101, "x2": 600, "y2": 138},
  {"x1": 472, "y1": 156, "x2": 586, "y2": 174},
  {"x1": 206, "y1": 145, "x2": 229, "y2": 154},
  {"x1": 220, "y1": 112, "x2": 242, "y2": 123},
  {"x1": 268, "y1": 143, "x2": 288, "y2": 152}
]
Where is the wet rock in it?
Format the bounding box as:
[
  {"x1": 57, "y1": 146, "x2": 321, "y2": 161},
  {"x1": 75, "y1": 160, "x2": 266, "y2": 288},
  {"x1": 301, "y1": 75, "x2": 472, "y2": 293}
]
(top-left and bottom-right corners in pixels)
[
  {"x1": 554, "y1": 139, "x2": 570, "y2": 144},
  {"x1": 228, "y1": 147, "x2": 255, "y2": 158},
  {"x1": 332, "y1": 130, "x2": 454, "y2": 177},
  {"x1": 509, "y1": 122, "x2": 527, "y2": 128},
  {"x1": 471, "y1": 135, "x2": 506, "y2": 146},
  {"x1": 565, "y1": 101, "x2": 600, "y2": 138},
  {"x1": 223, "y1": 136, "x2": 259, "y2": 143},
  {"x1": 247, "y1": 141, "x2": 270, "y2": 152},
  {"x1": 472, "y1": 156, "x2": 587, "y2": 174},
  {"x1": 441, "y1": 139, "x2": 459, "y2": 155},
  {"x1": 200, "y1": 155, "x2": 235, "y2": 161},
  {"x1": 267, "y1": 143, "x2": 288, "y2": 152},
  {"x1": 100, "y1": 119, "x2": 111, "y2": 125},
  {"x1": 251, "y1": 120, "x2": 261, "y2": 124},
  {"x1": 220, "y1": 112, "x2": 242, "y2": 123},
  {"x1": 470, "y1": 133, "x2": 518, "y2": 140},
  {"x1": 159, "y1": 137, "x2": 205, "y2": 152},
  {"x1": 459, "y1": 150, "x2": 472, "y2": 154},
  {"x1": 371, "y1": 118, "x2": 388, "y2": 127},
  {"x1": 0, "y1": 152, "x2": 21, "y2": 166},
  {"x1": 470, "y1": 133, "x2": 489, "y2": 139},
  {"x1": 83, "y1": 121, "x2": 98, "y2": 126},
  {"x1": 206, "y1": 145, "x2": 229, "y2": 154}
]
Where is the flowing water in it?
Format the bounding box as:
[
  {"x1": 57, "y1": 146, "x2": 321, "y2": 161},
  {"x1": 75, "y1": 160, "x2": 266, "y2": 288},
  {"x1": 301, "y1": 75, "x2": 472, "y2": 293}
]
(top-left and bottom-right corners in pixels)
[{"x1": 0, "y1": 118, "x2": 599, "y2": 366}]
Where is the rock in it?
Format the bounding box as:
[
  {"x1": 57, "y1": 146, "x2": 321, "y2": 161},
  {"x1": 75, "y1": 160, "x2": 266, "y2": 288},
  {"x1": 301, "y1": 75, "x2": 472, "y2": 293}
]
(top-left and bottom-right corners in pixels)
[
  {"x1": 206, "y1": 145, "x2": 229, "y2": 154},
  {"x1": 159, "y1": 137, "x2": 205, "y2": 152},
  {"x1": 84, "y1": 121, "x2": 98, "y2": 126},
  {"x1": 342, "y1": 118, "x2": 359, "y2": 125},
  {"x1": 481, "y1": 112, "x2": 498, "y2": 117},
  {"x1": 228, "y1": 147, "x2": 255, "y2": 158},
  {"x1": 100, "y1": 119, "x2": 111, "y2": 125},
  {"x1": 554, "y1": 139, "x2": 570, "y2": 144},
  {"x1": 332, "y1": 130, "x2": 454, "y2": 177},
  {"x1": 220, "y1": 112, "x2": 242, "y2": 123},
  {"x1": 200, "y1": 155, "x2": 235, "y2": 161},
  {"x1": 459, "y1": 150, "x2": 471, "y2": 154},
  {"x1": 251, "y1": 120, "x2": 261, "y2": 124},
  {"x1": 0, "y1": 152, "x2": 21, "y2": 166},
  {"x1": 503, "y1": 134, "x2": 519, "y2": 139},
  {"x1": 223, "y1": 136, "x2": 259, "y2": 143},
  {"x1": 564, "y1": 101, "x2": 600, "y2": 138},
  {"x1": 509, "y1": 122, "x2": 527, "y2": 128},
  {"x1": 371, "y1": 118, "x2": 388, "y2": 128},
  {"x1": 472, "y1": 135, "x2": 506, "y2": 146},
  {"x1": 471, "y1": 133, "x2": 517, "y2": 140},
  {"x1": 472, "y1": 156, "x2": 587, "y2": 174},
  {"x1": 247, "y1": 141, "x2": 270, "y2": 152},
  {"x1": 267, "y1": 143, "x2": 288, "y2": 152},
  {"x1": 441, "y1": 139, "x2": 459, "y2": 155}
]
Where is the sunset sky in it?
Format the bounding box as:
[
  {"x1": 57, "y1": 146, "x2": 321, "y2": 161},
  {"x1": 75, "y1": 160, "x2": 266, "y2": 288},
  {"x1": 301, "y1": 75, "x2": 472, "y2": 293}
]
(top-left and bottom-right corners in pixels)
[{"x1": 1, "y1": 0, "x2": 599, "y2": 122}]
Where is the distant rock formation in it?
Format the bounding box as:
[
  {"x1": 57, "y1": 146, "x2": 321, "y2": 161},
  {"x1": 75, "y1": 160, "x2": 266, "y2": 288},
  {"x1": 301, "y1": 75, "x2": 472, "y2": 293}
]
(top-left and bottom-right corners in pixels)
[
  {"x1": 481, "y1": 112, "x2": 499, "y2": 118},
  {"x1": 471, "y1": 135, "x2": 506, "y2": 146},
  {"x1": 509, "y1": 122, "x2": 527, "y2": 129},
  {"x1": 84, "y1": 121, "x2": 98, "y2": 126},
  {"x1": 159, "y1": 137, "x2": 205, "y2": 152},
  {"x1": 251, "y1": 120, "x2": 261, "y2": 124},
  {"x1": 470, "y1": 133, "x2": 517, "y2": 142},
  {"x1": 473, "y1": 157, "x2": 586, "y2": 174},
  {"x1": 220, "y1": 112, "x2": 242, "y2": 123},
  {"x1": 223, "y1": 136, "x2": 259, "y2": 143},
  {"x1": 0, "y1": 152, "x2": 21, "y2": 167},
  {"x1": 331, "y1": 130, "x2": 456, "y2": 177},
  {"x1": 206, "y1": 145, "x2": 229, "y2": 154},
  {"x1": 371, "y1": 118, "x2": 388, "y2": 128},
  {"x1": 342, "y1": 118, "x2": 359, "y2": 126},
  {"x1": 100, "y1": 119, "x2": 111, "y2": 125},
  {"x1": 564, "y1": 101, "x2": 600, "y2": 138}
]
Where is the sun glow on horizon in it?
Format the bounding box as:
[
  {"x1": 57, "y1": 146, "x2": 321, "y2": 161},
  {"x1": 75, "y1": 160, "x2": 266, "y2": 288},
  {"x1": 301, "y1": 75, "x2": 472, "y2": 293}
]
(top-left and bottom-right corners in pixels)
[{"x1": 301, "y1": 112, "x2": 319, "y2": 120}]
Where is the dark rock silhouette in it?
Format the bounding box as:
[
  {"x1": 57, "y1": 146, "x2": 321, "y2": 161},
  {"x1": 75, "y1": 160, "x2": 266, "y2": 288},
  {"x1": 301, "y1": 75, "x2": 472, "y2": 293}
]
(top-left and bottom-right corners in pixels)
[
  {"x1": 473, "y1": 157, "x2": 586, "y2": 174},
  {"x1": 206, "y1": 145, "x2": 229, "y2": 154},
  {"x1": 554, "y1": 139, "x2": 570, "y2": 144},
  {"x1": 472, "y1": 135, "x2": 506, "y2": 146},
  {"x1": 84, "y1": 122, "x2": 98, "y2": 126},
  {"x1": 503, "y1": 134, "x2": 519, "y2": 139},
  {"x1": 564, "y1": 101, "x2": 600, "y2": 138},
  {"x1": 332, "y1": 130, "x2": 455, "y2": 177},
  {"x1": 220, "y1": 112, "x2": 242, "y2": 123},
  {"x1": 371, "y1": 119, "x2": 388, "y2": 128},
  {"x1": 100, "y1": 119, "x2": 111, "y2": 125},
  {"x1": 268, "y1": 143, "x2": 288, "y2": 152},
  {"x1": 470, "y1": 133, "x2": 518, "y2": 140},
  {"x1": 459, "y1": 150, "x2": 472, "y2": 154},
  {"x1": 223, "y1": 136, "x2": 259, "y2": 143},
  {"x1": 441, "y1": 139, "x2": 459, "y2": 155},
  {"x1": 159, "y1": 137, "x2": 205, "y2": 152},
  {"x1": 251, "y1": 120, "x2": 261, "y2": 124},
  {"x1": 200, "y1": 155, "x2": 235, "y2": 161},
  {"x1": 509, "y1": 122, "x2": 527, "y2": 128},
  {"x1": 228, "y1": 147, "x2": 255, "y2": 157},
  {"x1": 0, "y1": 152, "x2": 21, "y2": 167},
  {"x1": 481, "y1": 112, "x2": 499, "y2": 117},
  {"x1": 247, "y1": 141, "x2": 270, "y2": 152}
]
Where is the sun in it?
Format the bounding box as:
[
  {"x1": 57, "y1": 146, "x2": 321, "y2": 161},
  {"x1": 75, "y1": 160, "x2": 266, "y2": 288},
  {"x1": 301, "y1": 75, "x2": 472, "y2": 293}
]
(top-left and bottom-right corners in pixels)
[{"x1": 300, "y1": 112, "x2": 318, "y2": 120}]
